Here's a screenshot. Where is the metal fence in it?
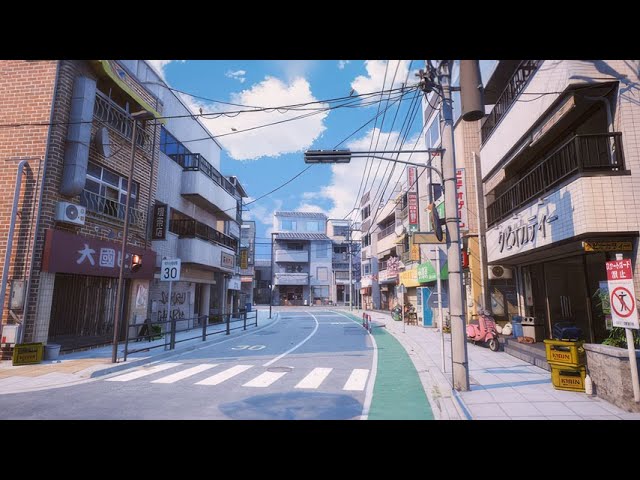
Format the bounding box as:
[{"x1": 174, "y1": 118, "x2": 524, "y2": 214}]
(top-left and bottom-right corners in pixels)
[
  {"x1": 94, "y1": 90, "x2": 152, "y2": 153},
  {"x1": 80, "y1": 189, "x2": 145, "y2": 227},
  {"x1": 169, "y1": 218, "x2": 238, "y2": 250},
  {"x1": 124, "y1": 310, "x2": 259, "y2": 359}
]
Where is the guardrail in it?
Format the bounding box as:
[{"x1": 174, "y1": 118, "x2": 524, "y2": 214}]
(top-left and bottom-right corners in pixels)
[{"x1": 124, "y1": 310, "x2": 259, "y2": 359}]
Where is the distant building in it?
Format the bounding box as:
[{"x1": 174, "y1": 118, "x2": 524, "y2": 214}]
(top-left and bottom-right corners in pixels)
[
  {"x1": 253, "y1": 259, "x2": 271, "y2": 305},
  {"x1": 327, "y1": 219, "x2": 360, "y2": 306},
  {"x1": 272, "y1": 212, "x2": 331, "y2": 306},
  {"x1": 239, "y1": 220, "x2": 256, "y2": 306}
]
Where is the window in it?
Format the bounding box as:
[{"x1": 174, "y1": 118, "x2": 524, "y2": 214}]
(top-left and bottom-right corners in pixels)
[
  {"x1": 363, "y1": 263, "x2": 371, "y2": 275},
  {"x1": 316, "y1": 267, "x2": 328, "y2": 281},
  {"x1": 286, "y1": 243, "x2": 303, "y2": 250},
  {"x1": 334, "y1": 246, "x2": 347, "y2": 254},
  {"x1": 426, "y1": 112, "x2": 441, "y2": 149},
  {"x1": 307, "y1": 221, "x2": 321, "y2": 232},
  {"x1": 361, "y1": 205, "x2": 370, "y2": 220},
  {"x1": 333, "y1": 225, "x2": 349, "y2": 237},
  {"x1": 281, "y1": 219, "x2": 296, "y2": 231},
  {"x1": 160, "y1": 126, "x2": 191, "y2": 158},
  {"x1": 363, "y1": 234, "x2": 371, "y2": 247},
  {"x1": 316, "y1": 243, "x2": 328, "y2": 258},
  {"x1": 83, "y1": 161, "x2": 138, "y2": 220},
  {"x1": 285, "y1": 264, "x2": 304, "y2": 273}
]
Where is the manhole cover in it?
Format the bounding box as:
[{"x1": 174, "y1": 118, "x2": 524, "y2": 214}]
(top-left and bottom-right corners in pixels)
[{"x1": 267, "y1": 366, "x2": 294, "y2": 373}]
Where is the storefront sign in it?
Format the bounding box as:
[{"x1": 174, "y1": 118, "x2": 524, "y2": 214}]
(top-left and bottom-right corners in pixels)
[
  {"x1": 151, "y1": 203, "x2": 167, "y2": 240},
  {"x1": 456, "y1": 169, "x2": 468, "y2": 232},
  {"x1": 241, "y1": 276, "x2": 253, "y2": 283},
  {"x1": 240, "y1": 249, "x2": 249, "y2": 269},
  {"x1": 378, "y1": 269, "x2": 397, "y2": 283},
  {"x1": 407, "y1": 166, "x2": 418, "y2": 193},
  {"x1": 221, "y1": 252, "x2": 235, "y2": 270},
  {"x1": 411, "y1": 244, "x2": 420, "y2": 261},
  {"x1": 399, "y1": 267, "x2": 420, "y2": 287},
  {"x1": 42, "y1": 229, "x2": 156, "y2": 279},
  {"x1": 583, "y1": 241, "x2": 633, "y2": 252},
  {"x1": 606, "y1": 258, "x2": 639, "y2": 329},
  {"x1": 408, "y1": 192, "x2": 419, "y2": 232},
  {"x1": 417, "y1": 260, "x2": 448, "y2": 283},
  {"x1": 228, "y1": 275, "x2": 241, "y2": 290}
]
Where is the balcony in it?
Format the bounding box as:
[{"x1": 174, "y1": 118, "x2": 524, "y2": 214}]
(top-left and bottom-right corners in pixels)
[
  {"x1": 377, "y1": 224, "x2": 395, "y2": 240},
  {"x1": 171, "y1": 153, "x2": 238, "y2": 220},
  {"x1": 80, "y1": 189, "x2": 145, "y2": 228},
  {"x1": 169, "y1": 218, "x2": 237, "y2": 251},
  {"x1": 275, "y1": 249, "x2": 309, "y2": 263},
  {"x1": 274, "y1": 273, "x2": 309, "y2": 286},
  {"x1": 332, "y1": 252, "x2": 348, "y2": 264},
  {"x1": 93, "y1": 91, "x2": 151, "y2": 153},
  {"x1": 481, "y1": 60, "x2": 542, "y2": 145},
  {"x1": 486, "y1": 133, "x2": 625, "y2": 226}
]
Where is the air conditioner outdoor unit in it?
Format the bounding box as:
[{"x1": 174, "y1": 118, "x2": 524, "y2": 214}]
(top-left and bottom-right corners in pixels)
[
  {"x1": 56, "y1": 201, "x2": 86, "y2": 226},
  {"x1": 488, "y1": 265, "x2": 513, "y2": 280}
]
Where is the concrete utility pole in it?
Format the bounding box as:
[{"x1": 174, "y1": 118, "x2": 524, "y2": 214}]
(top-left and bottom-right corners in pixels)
[
  {"x1": 348, "y1": 224, "x2": 353, "y2": 311},
  {"x1": 437, "y1": 60, "x2": 470, "y2": 391}
]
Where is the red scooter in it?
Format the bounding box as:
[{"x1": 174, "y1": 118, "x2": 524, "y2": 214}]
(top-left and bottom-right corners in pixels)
[{"x1": 466, "y1": 310, "x2": 500, "y2": 352}]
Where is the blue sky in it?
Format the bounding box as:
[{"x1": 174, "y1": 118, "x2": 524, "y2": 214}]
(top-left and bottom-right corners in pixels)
[{"x1": 148, "y1": 60, "x2": 429, "y2": 262}]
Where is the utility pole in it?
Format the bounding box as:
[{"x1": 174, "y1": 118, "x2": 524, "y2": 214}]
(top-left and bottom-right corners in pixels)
[
  {"x1": 269, "y1": 232, "x2": 275, "y2": 319},
  {"x1": 437, "y1": 60, "x2": 470, "y2": 391},
  {"x1": 348, "y1": 224, "x2": 353, "y2": 311}
]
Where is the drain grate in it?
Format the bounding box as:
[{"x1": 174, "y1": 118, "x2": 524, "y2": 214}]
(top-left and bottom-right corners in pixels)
[{"x1": 267, "y1": 366, "x2": 294, "y2": 373}]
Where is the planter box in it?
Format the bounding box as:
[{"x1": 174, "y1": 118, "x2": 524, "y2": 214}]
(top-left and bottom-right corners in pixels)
[{"x1": 584, "y1": 343, "x2": 640, "y2": 413}]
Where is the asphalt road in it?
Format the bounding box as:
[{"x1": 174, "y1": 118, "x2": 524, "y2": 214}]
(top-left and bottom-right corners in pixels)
[{"x1": 0, "y1": 310, "x2": 376, "y2": 420}]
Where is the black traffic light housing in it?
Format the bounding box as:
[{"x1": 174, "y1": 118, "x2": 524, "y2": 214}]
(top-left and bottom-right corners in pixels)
[{"x1": 131, "y1": 254, "x2": 143, "y2": 273}]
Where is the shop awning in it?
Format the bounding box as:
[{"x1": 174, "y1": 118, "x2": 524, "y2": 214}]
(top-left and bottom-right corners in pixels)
[{"x1": 92, "y1": 60, "x2": 164, "y2": 123}]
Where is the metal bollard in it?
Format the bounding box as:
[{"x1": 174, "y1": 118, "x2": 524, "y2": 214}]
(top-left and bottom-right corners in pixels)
[
  {"x1": 255, "y1": 311, "x2": 258, "y2": 327},
  {"x1": 243, "y1": 311, "x2": 247, "y2": 331},
  {"x1": 226, "y1": 313, "x2": 230, "y2": 335},
  {"x1": 202, "y1": 315, "x2": 207, "y2": 341}
]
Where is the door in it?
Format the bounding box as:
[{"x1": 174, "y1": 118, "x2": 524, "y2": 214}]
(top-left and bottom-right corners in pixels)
[{"x1": 417, "y1": 287, "x2": 433, "y2": 327}]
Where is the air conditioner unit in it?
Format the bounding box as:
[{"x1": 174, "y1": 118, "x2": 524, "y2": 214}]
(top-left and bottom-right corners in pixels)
[
  {"x1": 488, "y1": 265, "x2": 513, "y2": 280},
  {"x1": 56, "y1": 201, "x2": 86, "y2": 226}
]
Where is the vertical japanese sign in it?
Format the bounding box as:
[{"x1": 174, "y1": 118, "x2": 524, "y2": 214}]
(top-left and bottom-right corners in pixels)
[
  {"x1": 606, "y1": 258, "x2": 639, "y2": 329},
  {"x1": 407, "y1": 166, "x2": 417, "y2": 193},
  {"x1": 407, "y1": 165, "x2": 419, "y2": 233},
  {"x1": 456, "y1": 168, "x2": 468, "y2": 232},
  {"x1": 152, "y1": 203, "x2": 167, "y2": 240},
  {"x1": 240, "y1": 249, "x2": 248, "y2": 269}
]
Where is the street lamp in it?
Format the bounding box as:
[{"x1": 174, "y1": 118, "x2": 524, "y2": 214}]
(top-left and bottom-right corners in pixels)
[{"x1": 112, "y1": 109, "x2": 155, "y2": 364}]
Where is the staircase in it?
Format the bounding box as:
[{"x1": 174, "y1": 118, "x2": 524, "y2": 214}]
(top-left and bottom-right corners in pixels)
[{"x1": 501, "y1": 336, "x2": 550, "y2": 371}]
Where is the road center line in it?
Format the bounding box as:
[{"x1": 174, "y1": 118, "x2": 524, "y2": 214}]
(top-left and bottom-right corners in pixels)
[{"x1": 262, "y1": 311, "x2": 319, "y2": 367}]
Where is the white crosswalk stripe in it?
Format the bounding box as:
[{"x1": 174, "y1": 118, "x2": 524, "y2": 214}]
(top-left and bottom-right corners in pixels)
[
  {"x1": 243, "y1": 371, "x2": 287, "y2": 388},
  {"x1": 295, "y1": 368, "x2": 333, "y2": 389},
  {"x1": 195, "y1": 365, "x2": 253, "y2": 386},
  {"x1": 151, "y1": 364, "x2": 218, "y2": 384},
  {"x1": 106, "y1": 363, "x2": 182, "y2": 382},
  {"x1": 343, "y1": 369, "x2": 370, "y2": 391}
]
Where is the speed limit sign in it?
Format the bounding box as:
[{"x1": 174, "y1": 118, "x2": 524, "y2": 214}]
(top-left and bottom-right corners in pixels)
[{"x1": 161, "y1": 258, "x2": 181, "y2": 282}]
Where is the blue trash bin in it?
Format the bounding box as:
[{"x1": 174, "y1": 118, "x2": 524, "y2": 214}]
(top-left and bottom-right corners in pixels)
[
  {"x1": 511, "y1": 315, "x2": 523, "y2": 338},
  {"x1": 245, "y1": 302, "x2": 252, "y2": 313}
]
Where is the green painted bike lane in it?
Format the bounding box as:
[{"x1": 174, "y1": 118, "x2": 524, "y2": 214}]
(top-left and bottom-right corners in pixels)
[{"x1": 345, "y1": 313, "x2": 433, "y2": 420}]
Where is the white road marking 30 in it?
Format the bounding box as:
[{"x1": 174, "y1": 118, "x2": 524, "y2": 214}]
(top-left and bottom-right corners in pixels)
[
  {"x1": 195, "y1": 365, "x2": 253, "y2": 386},
  {"x1": 343, "y1": 369, "x2": 370, "y2": 391},
  {"x1": 151, "y1": 364, "x2": 218, "y2": 384},
  {"x1": 106, "y1": 363, "x2": 182, "y2": 382},
  {"x1": 295, "y1": 368, "x2": 333, "y2": 389},
  {"x1": 243, "y1": 371, "x2": 287, "y2": 388}
]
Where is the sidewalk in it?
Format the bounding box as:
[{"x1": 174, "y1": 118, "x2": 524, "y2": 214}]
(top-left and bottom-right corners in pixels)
[
  {"x1": 350, "y1": 308, "x2": 640, "y2": 420},
  {"x1": 0, "y1": 309, "x2": 277, "y2": 395}
]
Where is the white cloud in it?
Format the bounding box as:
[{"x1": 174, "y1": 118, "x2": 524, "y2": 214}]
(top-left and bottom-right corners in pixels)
[
  {"x1": 338, "y1": 60, "x2": 351, "y2": 70},
  {"x1": 243, "y1": 199, "x2": 283, "y2": 228},
  {"x1": 225, "y1": 69, "x2": 247, "y2": 83},
  {"x1": 351, "y1": 60, "x2": 419, "y2": 97},
  {"x1": 301, "y1": 191, "x2": 322, "y2": 200},
  {"x1": 146, "y1": 60, "x2": 186, "y2": 80},
  {"x1": 312, "y1": 128, "x2": 428, "y2": 221},
  {"x1": 185, "y1": 76, "x2": 329, "y2": 161},
  {"x1": 295, "y1": 203, "x2": 328, "y2": 215}
]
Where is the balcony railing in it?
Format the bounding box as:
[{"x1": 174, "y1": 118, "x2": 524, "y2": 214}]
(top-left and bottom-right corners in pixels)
[
  {"x1": 377, "y1": 224, "x2": 395, "y2": 240},
  {"x1": 80, "y1": 189, "x2": 144, "y2": 227},
  {"x1": 486, "y1": 133, "x2": 625, "y2": 226},
  {"x1": 481, "y1": 60, "x2": 542, "y2": 145},
  {"x1": 169, "y1": 152, "x2": 236, "y2": 197},
  {"x1": 169, "y1": 218, "x2": 237, "y2": 251},
  {"x1": 94, "y1": 90, "x2": 151, "y2": 153}
]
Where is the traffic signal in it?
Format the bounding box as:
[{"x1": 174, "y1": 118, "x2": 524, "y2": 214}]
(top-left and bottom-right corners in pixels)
[
  {"x1": 131, "y1": 254, "x2": 143, "y2": 272},
  {"x1": 428, "y1": 203, "x2": 444, "y2": 242}
]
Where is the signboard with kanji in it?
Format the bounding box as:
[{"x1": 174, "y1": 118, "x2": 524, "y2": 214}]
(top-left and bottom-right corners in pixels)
[
  {"x1": 606, "y1": 259, "x2": 639, "y2": 329},
  {"x1": 456, "y1": 168, "x2": 468, "y2": 232}
]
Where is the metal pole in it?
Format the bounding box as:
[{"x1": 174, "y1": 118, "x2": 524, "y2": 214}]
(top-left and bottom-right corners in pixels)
[
  {"x1": 349, "y1": 226, "x2": 353, "y2": 311},
  {"x1": 402, "y1": 289, "x2": 405, "y2": 333},
  {"x1": 112, "y1": 119, "x2": 138, "y2": 363},
  {"x1": 438, "y1": 60, "x2": 469, "y2": 390},
  {"x1": 0, "y1": 160, "x2": 29, "y2": 327},
  {"x1": 269, "y1": 232, "x2": 275, "y2": 319},
  {"x1": 625, "y1": 328, "x2": 640, "y2": 402},
  {"x1": 436, "y1": 245, "x2": 445, "y2": 373},
  {"x1": 169, "y1": 279, "x2": 176, "y2": 349}
]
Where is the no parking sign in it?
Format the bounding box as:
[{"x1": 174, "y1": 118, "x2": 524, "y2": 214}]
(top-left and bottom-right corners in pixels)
[{"x1": 606, "y1": 259, "x2": 639, "y2": 329}]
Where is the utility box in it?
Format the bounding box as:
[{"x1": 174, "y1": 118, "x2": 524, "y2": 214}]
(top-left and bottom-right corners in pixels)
[
  {"x1": 9, "y1": 279, "x2": 25, "y2": 310},
  {"x1": 1, "y1": 324, "x2": 22, "y2": 345}
]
